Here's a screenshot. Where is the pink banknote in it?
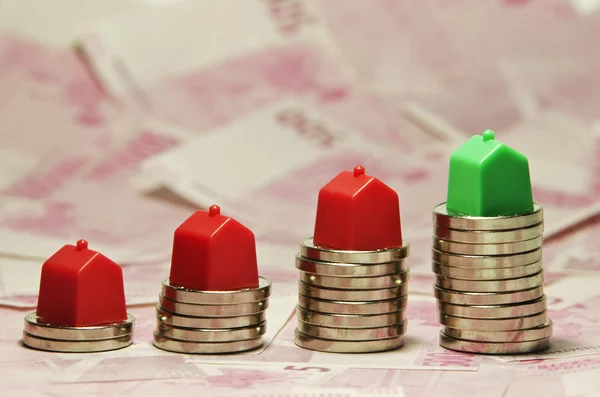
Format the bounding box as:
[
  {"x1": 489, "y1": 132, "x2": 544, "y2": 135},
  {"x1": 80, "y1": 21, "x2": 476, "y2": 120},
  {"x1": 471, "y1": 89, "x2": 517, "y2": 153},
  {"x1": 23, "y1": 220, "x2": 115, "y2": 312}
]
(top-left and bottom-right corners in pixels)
[
  {"x1": 317, "y1": 0, "x2": 592, "y2": 130},
  {"x1": 0, "y1": 34, "x2": 196, "y2": 263}
]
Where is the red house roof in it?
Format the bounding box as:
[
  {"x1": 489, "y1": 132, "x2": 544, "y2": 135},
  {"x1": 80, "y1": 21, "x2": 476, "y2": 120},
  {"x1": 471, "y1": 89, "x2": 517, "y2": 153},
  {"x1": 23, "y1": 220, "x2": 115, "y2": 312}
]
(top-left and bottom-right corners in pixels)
[
  {"x1": 313, "y1": 165, "x2": 403, "y2": 251},
  {"x1": 36, "y1": 240, "x2": 127, "y2": 327},
  {"x1": 169, "y1": 205, "x2": 259, "y2": 291}
]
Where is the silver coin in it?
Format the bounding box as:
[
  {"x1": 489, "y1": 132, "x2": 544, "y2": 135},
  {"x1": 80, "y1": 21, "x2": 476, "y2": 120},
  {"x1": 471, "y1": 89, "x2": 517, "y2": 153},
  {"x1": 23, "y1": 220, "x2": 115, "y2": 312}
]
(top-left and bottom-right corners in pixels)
[
  {"x1": 436, "y1": 271, "x2": 543, "y2": 293},
  {"x1": 298, "y1": 294, "x2": 407, "y2": 315},
  {"x1": 438, "y1": 311, "x2": 548, "y2": 331},
  {"x1": 443, "y1": 319, "x2": 553, "y2": 342},
  {"x1": 439, "y1": 331, "x2": 550, "y2": 354},
  {"x1": 296, "y1": 306, "x2": 406, "y2": 328},
  {"x1": 295, "y1": 254, "x2": 406, "y2": 277},
  {"x1": 438, "y1": 296, "x2": 547, "y2": 319},
  {"x1": 434, "y1": 285, "x2": 544, "y2": 306},
  {"x1": 22, "y1": 332, "x2": 133, "y2": 352},
  {"x1": 300, "y1": 238, "x2": 409, "y2": 264},
  {"x1": 297, "y1": 320, "x2": 407, "y2": 341},
  {"x1": 433, "y1": 223, "x2": 543, "y2": 244},
  {"x1": 298, "y1": 280, "x2": 408, "y2": 301},
  {"x1": 157, "y1": 321, "x2": 266, "y2": 342},
  {"x1": 433, "y1": 236, "x2": 542, "y2": 256},
  {"x1": 299, "y1": 269, "x2": 409, "y2": 290},
  {"x1": 159, "y1": 295, "x2": 268, "y2": 317},
  {"x1": 157, "y1": 306, "x2": 266, "y2": 329},
  {"x1": 433, "y1": 202, "x2": 543, "y2": 231},
  {"x1": 153, "y1": 332, "x2": 262, "y2": 354},
  {"x1": 294, "y1": 330, "x2": 404, "y2": 353},
  {"x1": 161, "y1": 277, "x2": 271, "y2": 305},
  {"x1": 23, "y1": 312, "x2": 134, "y2": 341},
  {"x1": 432, "y1": 248, "x2": 541, "y2": 268},
  {"x1": 432, "y1": 261, "x2": 543, "y2": 280}
]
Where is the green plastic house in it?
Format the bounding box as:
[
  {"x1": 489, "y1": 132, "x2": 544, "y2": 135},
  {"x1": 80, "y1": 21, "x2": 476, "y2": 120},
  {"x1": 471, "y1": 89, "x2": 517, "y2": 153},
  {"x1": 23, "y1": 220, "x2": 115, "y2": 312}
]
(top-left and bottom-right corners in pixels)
[{"x1": 446, "y1": 130, "x2": 534, "y2": 217}]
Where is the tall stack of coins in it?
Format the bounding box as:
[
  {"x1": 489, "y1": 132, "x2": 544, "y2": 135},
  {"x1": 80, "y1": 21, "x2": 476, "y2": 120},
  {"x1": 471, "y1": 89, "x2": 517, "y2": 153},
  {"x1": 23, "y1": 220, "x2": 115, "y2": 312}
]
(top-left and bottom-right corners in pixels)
[
  {"x1": 433, "y1": 130, "x2": 552, "y2": 354},
  {"x1": 153, "y1": 277, "x2": 271, "y2": 354},
  {"x1": 294, "y1": 165, "x2": 410, "y2": 353},
  {"x1": 153, "y1": 205, "x2": 271, "y2": 354},
  {"x1": 295, "y1": 238, "x2": 410, "y2": 353},
  {"x1": 432, "y1": 204, "x2": 551, "y2": 354}
]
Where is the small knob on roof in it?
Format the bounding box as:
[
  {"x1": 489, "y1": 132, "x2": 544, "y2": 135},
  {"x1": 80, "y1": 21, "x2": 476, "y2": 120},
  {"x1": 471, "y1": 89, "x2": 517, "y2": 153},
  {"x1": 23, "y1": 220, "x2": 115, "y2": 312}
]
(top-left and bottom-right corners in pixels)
[
  {"x1": 353, "y1": 165, "x2": 365, "y2": 177},
  {"x1": 208, "y1": 205, "x2": 221, "y2": 217},
  {"x1": 76, "y1": 239, "x2": 88, "y2": 251},
  {"x1": 482, "y1": 130, "x2": 495, "y2": 142}
]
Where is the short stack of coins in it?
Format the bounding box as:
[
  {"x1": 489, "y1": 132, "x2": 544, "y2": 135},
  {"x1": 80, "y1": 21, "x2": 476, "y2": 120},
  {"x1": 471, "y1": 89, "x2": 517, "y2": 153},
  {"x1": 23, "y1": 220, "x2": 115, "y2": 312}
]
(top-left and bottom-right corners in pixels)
[
  {"x1": 24, "y1": 313, "x2": 135, "y2": 353},
  {"x1": 295, "y1": 238, "x2": 410, "y2": 353},
  {"x1": 152, "y1": 205, "x2": 271, "y2": 354},
  {"x1": 432, "y1": 202, "x2": 552, "y2": 354},
  {"x1": 153, "y1": 277, "x2": 271, "y2": 354},
  {"x1": 23, "y1": 239, "x2": 135, "y2": 353}
]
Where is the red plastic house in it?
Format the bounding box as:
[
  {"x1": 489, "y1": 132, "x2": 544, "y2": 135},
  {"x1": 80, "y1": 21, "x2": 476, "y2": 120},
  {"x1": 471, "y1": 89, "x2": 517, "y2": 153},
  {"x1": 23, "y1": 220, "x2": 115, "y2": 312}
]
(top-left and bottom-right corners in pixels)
[
  {"x1": 169, "y1": 205, "x2": 259, "y2": 291},
  {"x1": 313, "y1": 165, "x2": 403, "y2": 251},
  {"x1": 36, "y1": 240, "x2": 128, "y2": 327}
]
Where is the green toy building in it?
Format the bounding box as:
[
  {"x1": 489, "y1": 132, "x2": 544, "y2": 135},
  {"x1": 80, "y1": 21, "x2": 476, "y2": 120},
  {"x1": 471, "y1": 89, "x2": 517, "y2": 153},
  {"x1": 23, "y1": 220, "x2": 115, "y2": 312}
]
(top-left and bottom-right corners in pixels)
[{"x1": 446, "y1": 130, "x2": 534, "y2": 217}]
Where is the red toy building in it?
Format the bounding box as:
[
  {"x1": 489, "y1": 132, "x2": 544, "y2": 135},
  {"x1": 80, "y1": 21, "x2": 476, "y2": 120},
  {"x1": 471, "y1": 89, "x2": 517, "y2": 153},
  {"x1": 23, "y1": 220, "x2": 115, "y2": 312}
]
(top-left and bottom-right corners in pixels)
[
  {"x1": 169, "y1": 205, "x2": 259, "y2": 291},
  {"x1": 313, "y1": 165, "x2": 403, "y2": 251},
  {"x1": 36, "y1": 239, "x2": 128, "y2": 327}
]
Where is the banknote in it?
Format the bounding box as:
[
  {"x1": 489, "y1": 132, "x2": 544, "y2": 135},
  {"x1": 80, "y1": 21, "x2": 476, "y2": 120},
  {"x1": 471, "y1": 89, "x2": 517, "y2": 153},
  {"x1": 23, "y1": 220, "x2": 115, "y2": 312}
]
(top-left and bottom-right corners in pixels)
[
  {"x1": 75, "y1": 0, "x2": 437, "y2": 151},
  {"x1": 0, "y1": 34, "x2": 199, "y2": 263},
  {"x1": 0, "y1": 0, "x2": 148, "y2": 47},
  {"x1": 316, "y1": 0, "x2": 588, "y2": 129},
  {"x1": 75, "y1": 0, "x2": 342, "y2": 97},
  {"x1": 486, "y1": 276, "x2": 600, "y2": 362}
]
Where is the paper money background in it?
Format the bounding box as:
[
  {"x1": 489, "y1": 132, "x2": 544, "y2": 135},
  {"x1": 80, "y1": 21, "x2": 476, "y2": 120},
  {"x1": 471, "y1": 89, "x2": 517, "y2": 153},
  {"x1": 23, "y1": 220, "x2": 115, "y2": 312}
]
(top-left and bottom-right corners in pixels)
[{"x1": 2, "y1": 0, "x2": 600, "y2": 395}]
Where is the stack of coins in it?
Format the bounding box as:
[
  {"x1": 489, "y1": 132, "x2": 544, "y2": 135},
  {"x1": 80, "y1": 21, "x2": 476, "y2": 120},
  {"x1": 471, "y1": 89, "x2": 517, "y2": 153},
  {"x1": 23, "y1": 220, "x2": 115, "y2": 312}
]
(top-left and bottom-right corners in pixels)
[
  {"x1": 23, "y1": 239, "x2": 135, "y2": 353},
  {"x1": 23, "y1": 313, "x2": 134, "y2": 352},
  {"x1": 153, "y1": 277, "x2": 271, "y2": 354},
  {"x1": 432, "y1": 202, "x2": 552, "y2": 354},
  {"x1": 294, "y1": 238, "x2": 410, "y2": 353}
]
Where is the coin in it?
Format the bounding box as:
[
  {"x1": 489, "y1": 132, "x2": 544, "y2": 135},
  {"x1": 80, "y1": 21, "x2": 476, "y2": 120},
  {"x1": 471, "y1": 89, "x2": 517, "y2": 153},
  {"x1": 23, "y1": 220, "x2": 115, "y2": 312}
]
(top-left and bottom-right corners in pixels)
[
  {"x1": 443, "y1": 319, "x2": 553, "y2": 342},
  {"x1": 433, "y1": 202, "x2": 543, "y2": 231},
  {"x1": 438, "y1": 296, "x2": 547, "y2": 319},
  {"x1": 433, "y1": 236, "x2": 542, "y2": 256},
  {"x1": 300, "y1": 238, "x2": 409, "y2": 264},
  {"x1": 159, "y1": 295, "x2": 268, "y2": 317},
  {"x1": 298, "y1": 294, "x2": 407, "y2": 315},
  {"x1": 434, "y1": 285, "x2": 544, "y2": 306},
  {"x1": 296, "y1": 306, "x2": 405, "y2": 328},
  {"x1": 153, "y1": 332, "x2": 262, "y2": 354},
  {"x1": 438, "y1": 311, "x2": 548, "y2": 331},
  {"x1": 295, "y1": 255, "x2": 406, "y2": 277},
  {"x1": 432, "y1": 261, "x2": 543, "y2": 280},
  {"x1": 294, "y1": 330, "x2": 404, "y2": 353},
  {"x1": 298, "y1": 280, "x2": 408, "y2": 301},
  {"x1": 297, "y1": 320, "x2": 407, "y2": 341},
  {"x1": 22, "y1": 332, "x2": 133, "y2": 352},
  {"x1": 439, "y1": 331, "x2": 550, "y2": 354},
  {"x1": 157, "y1": 321, "x2": 266, "y2": 342},
  {"x1": 434, "y1": 223, "x2": 543, "y2": 244},
  {"x1": 299, "y1": 269, "x2": 409, "y2": 290},
  {"x1": 435, "y1": 271, "x2": 543, "y2": 293},
  {"x1": 161, "y1": 277, "x2": 271, "y2": 305},
  {"x1": 432, "y1": 248, "x2": 541, "y2": 269},
  {"x1": 24, "y1": 312, "x2": 134, "y2": 341},
  {"x1": 157, "y1": 306, "x2": 266, "y2": 329}
]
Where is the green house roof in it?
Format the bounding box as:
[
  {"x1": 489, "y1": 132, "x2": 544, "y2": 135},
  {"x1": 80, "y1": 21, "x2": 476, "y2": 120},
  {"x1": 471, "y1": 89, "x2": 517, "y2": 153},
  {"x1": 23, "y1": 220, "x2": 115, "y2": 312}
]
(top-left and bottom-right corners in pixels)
[{"x1": 446, "y1": 130, "x2": 534, "y2": 217}]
